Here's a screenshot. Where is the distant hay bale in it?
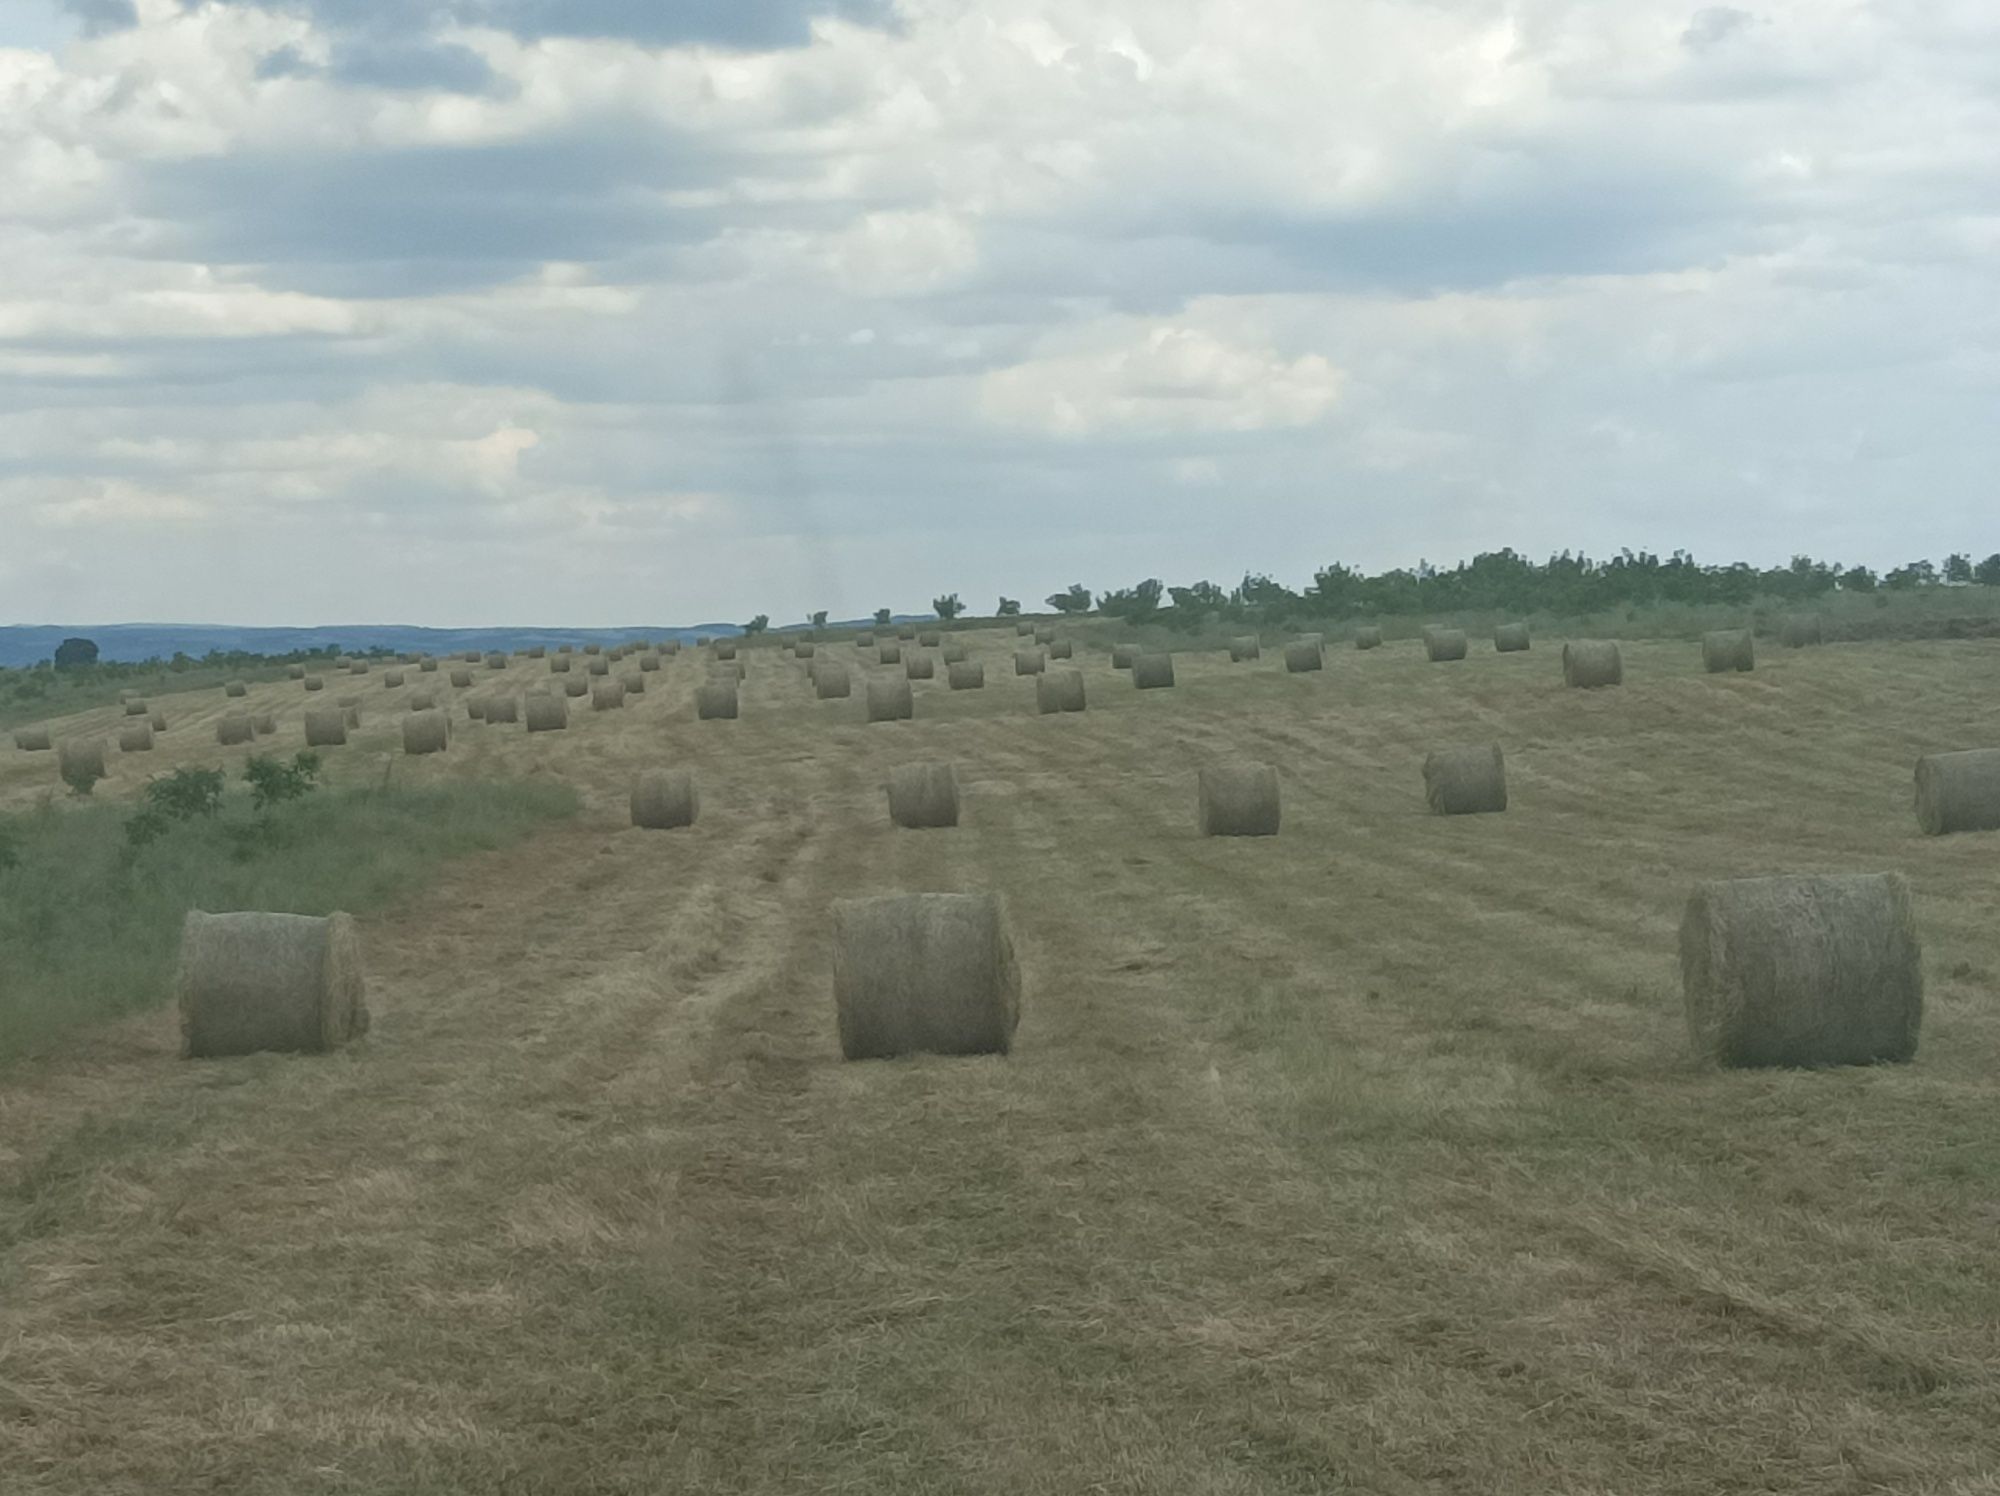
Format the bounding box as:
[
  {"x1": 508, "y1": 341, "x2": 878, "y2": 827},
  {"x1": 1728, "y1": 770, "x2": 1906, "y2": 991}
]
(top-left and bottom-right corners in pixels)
[
  {"x1": 815, "y1": 662, "x2": 852, "y2": 699},
  {"x1": 177, "y1": 910, "x2": 367, "y2": 1058},
  {"x1": 1423, "y1": 744, "x2": 1508, "y2": 815},
  {"x1": 562, "y1": 676, "x2": 589, "y2": 698},
  {"x1": 125, "y1": 698, "x2": 149, "y2": 716},
  {"x1": 409, "y1": 689, "x2": 438, "y2": 711},
  {"x1": 484, "y1": 694, "x2": 519, "y2": 724},
  {"x1": 1680, "y1": 873, "x2": 1922, "y2": 1068},
  {"x1": 832, "y1": 893, "x2": 1018, "y2": 1060},
  {"x1": 1422, "y1": 628, "x2": 1468, "y2": 662},
  {"x1": 1230, "y1": 636, "x2": 1261, "y2": 662},
  {"x1": 1355, "y1": 626, "x2": 1383, "y2": 651},
  {"x1": 695, "y1": 680, "x2": 738, "y2": 720},
  {"x1": 619, "y1": 671, "x2": 645, "y2": 694},
  {"x1": 450, "y1": 668, "x2": 473, "y2": 688},
  {"x1": 557, "y1": 644, "x2": 573, "y2": 654},
  {"x1": 342, "y1": 705, "x2": 362, "y2": 729},
  {"x1": 403, "y1": 709, "x2": 449, "y2": 754},
  {"x1": 1914, "y1": 749, "x2": 2000, "y2": 835},
  {"x1": 418, "y1": 658, "x2": 438, "y2": 673},
  {"x1": 550, "y1": 654, "x2": 572, "y2": 673},
  {"x1": 887, "y1": 762, "x2": 959, "y2": 828},
  {"x1": 906, "y1": 653, "x2": 936, "y2": 680},
  {"x1": 593, "y1": 679, "x2": 628, "y2": 712},
  {"x1": 303, "y1": 707, "x2": 347, "y2": 747},
  {"x1": 525, "y1": 646, "x2": 545, "y2": 659},
  {"x1": 1111, "y1": 643, "x2": 1138, "y2": 670},
  {"x1": 337, "y1": 693, "x2": 361, "y2": 709},
  {"x1": 1048, "y1": 639, "x2": 1073, "y2": 660},
  {"x1": 1703, "y1": 630, "x2": 1755, "y2": 673},
  {"x1": 795, "y1": 641, "x2": 816, "y2": 659},
  {"x1": 897, "y1": 626, "x2": 917, "y2": 642},
  {"x1": 462, "y1": 650, "x2": 482, "y2": 663},
  {"x1": 662, "y1": 640, "x2": 681, "y2": 655},
  {"x1": 1494, "y1": 623, "x2": 1531, "y2": 653},
  {"x1": 525, "y1": 694, "x2": 568, "y2": 732},
  {"x1": 349, "y1": 661, "x2": 369, "y2": 675},
  {"x1": 485, "y1": 653, "x2": 507, "y2": 670},
  {"x1": 467, "y1": 698, "x2": 486, "y2": 721},
  {"x1": 1283, "y1": 641, "x2": 1322, "y2": 673},
  {"x1": 335, "y1": 656, "x2": 353, "y2": 670},
  {"x1": 1198, "y1": 763, "x2": 1280, "y2": 837},
  {"x1": 1779, "y1": 613, "x2": 1823, "y2": 648},
  {"x1": 302, "y1": 674, "x2": 324, "y2": 691},
  {"x1": 584, "y1": 643, "x2": 602, "y2": 655},
  {"x1": 217, "y1": 712, "x2": 254, "y2": 746},
  {"x1": 119, "y1": 722, "x2": 155, "y2": 753},
  {"x1": 917, "y1": 631, "x2": 940, "y2": 648},
  {"x1": 1015, "y1": 622, "x2": 1034, "y2": 636},
  {"x1": 948, "y1": 661, "x2": 986, "y2": 690},
  {"x1": 1034, "y1": 626, "x2": 1055, "y2": 646},
  {"x1": 14, "y1": 726, "x2": 52, "y2": 751},
  {"x1": 856, "y1": 631, "x2": 875, "y2": 649},
  {"x1": 398, "y1": 652, "x2": 417, "y2": 665},
  {"x1": 251, "y1": 713, "x2": 276, "y2": 736},
  {"x1": 1036, "y1": 668, "x2": 1086, "y2": 714},
  {"x1": 384, "y1": 669, "x2": 404, "y2": 688},
  {"x1": 1132, "y1": 653, "x2": 1175, "y2": 689},
  {"x1": 942, "y1": 642, "x2": 968, "y2": 664},
  {"x1": 1562, "y1": 640, "x2": 1623, "y2": 689},
  {"x1": 631, "y1": 770, "x2": 698, "y2": 829},
  {"x1": 691, "y1": 637, "x2": 708, "y2": 650},
  {"x1": 225, "y1": 680, "x2": 248, "y2": 697},
  {"x1": 149, "y1": 711, "x2": 167, "y2": 733},
  {"x1": 58, "y1": 738, "x2": 105, "y2": 784},
  {"x1": 639, "y1": 653, "x2": 661, "y2": 672},
  {"x1": 866, "y1": 678, "x2": 914, "y2": 722},
  {"x1": 287, "y1": 665, "x2": 305, "y2": 680},
  {"x1": 587, "y1": 657, "x2": 610, "y2": 676},
  {"x1": 1014, "y1": 649, "x2": 1045, "y2": 676},
  {"x1": 879, "y1": 643, "x2": 903, "y2": 665},
  {"x1": 714, "y1": 640, "x2": 738, "y2": 661}
]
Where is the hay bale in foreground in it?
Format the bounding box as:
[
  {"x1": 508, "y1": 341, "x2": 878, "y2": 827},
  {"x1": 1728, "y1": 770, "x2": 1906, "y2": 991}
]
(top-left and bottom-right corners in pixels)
[
  {"x1": 403, "y1": 710, "x2": 449, "y2": 754},
  {"x1": 1198, "y1": 763, "x2": 1280, "y2": 837},
  {"x1": 1014, "y1": 649, "x2": 1045, "y2": 676},
  {"x1": 1494, "y1": 623, "x2": 1531, "y2": 653},
  {"x1": 1037, "y1": 669, "x2": 1086, "y2": 714},
  {"x1": 14, "y1": 727, "x2": 52, "y2": 751},
  {"x1": 1914, "y1": 749, "x2": 2000, "y2": 836},
  {"x1": 1111, "y1": 643, "x2": 1138, "y2": 670},
  {"x1": 1679, "y1": 873, "x2": 1921, "y2": 1068},
  {"x1": 832, "y1": 893, "x2": 1018, "y2": 1060},
  {"x1": 1702, "y1": 630, "x2": 1755, "y2": 674},
  {"x1": 1230, "y1": 636, "x2": 1261, "y2": 662},
  {"x1": 563, "y1": 676, "x2": 590, "y2": 699},
  {"x1": 1779, "y1": 614, "x2": 1823, "y2": 648},
  {"x1": 119, "y1": 722, "x2": 155, "y2": 753},
  {"x1": 631, "y1": 770, "x2": 698, "y2": 830},
  {"x1": 525, "y1": 694, "x2": 568, "y2": 733},
  {"x1": 815, "y1": 662, "x2": 852, "y2": 699},
  {"x1": 1562, "y1": 640, "x2": 1623, "y2": 689},
  {"x1": 58, "y1": 739, "x2": 105, "y2": 784},
  {"x1": 450, "y1": 668, "x2": 474, "y2": 688},
  {"x1": 948, "y1": 661, "x2": 985, "y2": 691},
  {"x1": 1284, "y1": 641, "x2": 1322, "y2": 673},
  {"x1": 1132, "y1": 653, "x2": 1175, "y2": 689},
  {"x1": 695, "y1": 681, "x2": 738, "y2": 720},
  {"x1": 905, "y1": 653, "x2": 936, "y2": 680},
  {"x1": 593, "y1": 679, "x2": 628, "y2": 712},
  {"x1": 178, "y1": 910, "x2": 367, "y2": 1058},
  {"x1": 867, "y1": 678, "x2": 914, "y2": 722},
  {"x1": 251, "y1": 713, "x2": 276, "y2": 737},
  {"x1": 1355, "y1": 626, "x2": 1383, "y2": 650},
  {"x1": 1423, "y1": 628, "x2": 1468, "y2": 662},
  {"x1": 484, "y1": 695, "x2": 519, "y2": 725},
  {"x1": 1423, "y1": 744, "x2": 1508, "y2": 815},
  {"x1": 1048, "y1": 639, "x2": 1073, "y2": 660},
  {"x1": 217, "y1": 712, "x2": 254, "y2": 746},
  {"x1": 303, "y1": 707, "x2": 347, "y2": 747},
  {"x1": 887, "y1": 763, "x2": 959, "y2": 828},
  {"x1": 225, "y1": 680, "x2": 248, "y2": 698}
]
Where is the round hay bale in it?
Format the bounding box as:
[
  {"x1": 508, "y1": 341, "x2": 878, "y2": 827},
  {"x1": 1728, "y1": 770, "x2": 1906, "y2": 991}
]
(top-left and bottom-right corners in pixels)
[
  {"x1": 1014, "y1": 649, "x2": 1045, "y2": 676},
  {"x1": 349, "y1": 661, "x2": 369, "y2": 676},
  {"x1": 905, "y1": 653, "x2": 936, "y2": 680},
  {"x1": 58, "y1": 738, "x2": 105, "y2": 783},
  {"x1": 1423, "y1": 744, "x2": 1507, "y2": 815},
  {"x1": 1036, "y1": 669, "x2": 1086, "y2": 714},
  {"x1": 449, "y1": 668, "x2": 473, "y2": 688},
  {"x1": 303, "y1": 707, "x2": 347, "y2": 747},
  {"x1": 125, "y1": 698, "x2": 149, "y2": 716},
  {"x1": 224, "y1": 680, "x2": 248, "y2": 698},
  {"x1": 917, "y1": 631, "x2": 940, "y2": 648},
  {"x1": 896, "y1": 626, "x2": 917, "y2": 642},
  {"x1": 550, "y1": 654, "x2": 572, "y2": 673},
  {"x1": 403, "y1": 710, "x2": 449, "y2": 754},
  {"x1": 867, "y1": 678, "x2": 914, "y2": 723},
  {"x1": 1914, "y1": 749, "x2": 2000, "y2": 836},
  {"x1": 639, "y1": 653, "x2": 661, "y2": 672},
  {"x1": 251, "y1": 713, "x2": 277, "y2": 737},
  {"x1": 662, "y1": 640, "x2": 682, "y2": 656},
  {"x1": 1283, "y1": 641, "x2": 1323, "y2": 673},
  {"x1": 1779, "y1": 613, "x2": 1823, "y2": 648},
  {"x1": 592, "y1": 679, "x2": 628, "y2": 712},
  {"x1": 1048, "y1": 639, "x2": 1073, "y2": 660},
  {"x1": 887, "y1": 763, "x2": 959, "y2": 828},
  {"x1": 337, "y1": 693, "x2": 361, "y2": 710},
  {"x1": 461, "y1": 650, "x2": 482, "y2": 664},
  {"x1": 1562, "y1": 640, "x2": 1623, "y2": 689},
  {"x1": 832, "y1": 893, "x2": 1018, "y2": 1060},
  {"x1": 343, "y1": 705, "x2": 362, "y2": 729},
  {"x1": 942, "y1": 642, "x2": 969, "y2": 665},
  {"x1": 584, "y1": 643, "x2": 602, "y2": 656},
  {"x1": 1015, "y1": 622, "x2": 1034, "y2": 637},
  {"x1": 466, "y1": 698, "x2": 486, "y2": 723},
  {"x1": 878, "y1": 643, "x2": 903, "y2": 666},
  {"x1": 1111, "y1": 643, "x2": 1138, "y2": 670},
  {"x1": 1679, "y1": 873, "x2": 1921, "y2": 1068},
  {"x1": 525, "y1": 694, "x2": 568, "y2": 732},
  {"x1": 525, "y1": 646, "x2": 546, "y2": 659},
  {"x1": 408, "y1": 689, "x2": 438, "y2": 712},
  {"x1": 714, "y1": 640, "x2": 738, "y2": 662},
  {"x1": 149, "y1": 710, "x2": 167, "y2": 733},
  {"x1": 418, "y1": 658, "x2": 438, "y2": 673},
  {"x1": 695, "y1": 681, "x2": 738, "y2": 720},
  {"x1": 177, "y1": 910, "x2": 367, "y2": 1058},
  {"x1": 1703, "y1": 630, "x2": 1755, "y2": 673},
  {"x1": 631, "y1": 770, "x2": 698, "y2": 829},
  {"x1": 1034, "y1": 626, "x2": 1055, "y2": 646},
  {"x1": 217, "y1": 712, "x2": 254, "y2": 746},
  {"x1": 14, "y1": 726, "x2": 52, "y2": 751},
  {"x1": 563, "y1": 676, "x2": 589, "y2": 698},
  {"x1": 1494, "y1": 623, "x2": 1531, "y2": 653},
  {"x1": 485, "y1": 653, "x2": 507, "y2": 671},
  {"x1": 1132, "y1": 653, "x2": 1176, "y2": 689},
  {"x1": 621, "y1": 672, "x2": 645, "y2": 696},
  {"x1": 1198, "y1": 763, "x2": 1280, "y2": 837},
  {"x1": 484, "y1": 694, "x2": 519, "y2": 725},
  {"x1": 334, "y1": 656, "x2": 353, "y2": 670},
  {"x1": 795, "y1": 641, "x2": 817, "y2": 659},
  {"x1": 119, "y1": 722, "x2": 155, "y2": 753},
  {"x1": 1422, "y1": 628, "x2": 1468, "y2": 662},
  {"x1": 303, "y1": 675, "x2": 325, "y2": 691},
  {"x1": 815, "y1": 662, "x2": 853, "y2": 699},
  {"x1": 587, "y1": 657, "x2": 610, "y2": 677},
  {"x1": 1355, "y1": 626, "x2": 1383, "y2": 651},
  {"x1": 556, "y1": 644, "x2": 573, "y2": 655},
  {"x1": 856, "y1": 632, "x2": 874, "y2": 649},
  {"x1": 398, "y1": 653, "x2": 418, "y2": 665},
  {"x1": 383, "y1": 669, "x2": 405, "y2": 688},
  {"x1": 287, "y1": 665, "x2": 306, "y2": 680},
  {"x1": 948, "y1": 661, "x2": 985, "y2": 691},
  {"x1": 1229, "y1": 636, "x2": 1261, "y2": 662}
]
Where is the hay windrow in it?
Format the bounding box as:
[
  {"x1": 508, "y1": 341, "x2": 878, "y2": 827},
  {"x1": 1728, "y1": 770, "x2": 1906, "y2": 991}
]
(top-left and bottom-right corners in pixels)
[
  {"x1": 178, "y1": 910, "x2": 368, "y2": 1058},
  {"x1": 1914, "y1": 748, "x2": 2000, "y2": 835},
  {"x1": 1198, "y1": 763, "x2": 1280, "y2": 837},
  {"x1": 887, "y1": 762, "x2": 960, "y2": 828},
  {"x1": 1423, "y1": 744, "x2": 1508, "y2": 815},
  {"x1": 832, "y1": 893, "x2": 1018, "y2": 1060},
  {"x1": 1562, "y1": 640, "x2": 1624, "y2": 688}
]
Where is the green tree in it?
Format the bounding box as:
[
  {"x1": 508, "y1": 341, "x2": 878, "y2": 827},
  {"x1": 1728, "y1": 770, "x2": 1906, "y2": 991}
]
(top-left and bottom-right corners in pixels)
[
  {"x1": 1840, "y1": 565, "x2": 1878, "y2": 592},
  {"x1": 1942, "y1": 553, "x2": 1973, "y2": 584},
  {"x1": 1098, "y1": 578, "x2": 1164, "y2": 622},
  {"x1": 1045, "y1": 583, "x2": 1092, "y2": 614},
  {"x1": 873, "y1": 607, "x2": 893, "y2": 627},
  {"x1": 932, "y1": 593, "x2": 964, "y2": 621},
  {"x1": 1883, "y1": 560, "x2": 1936, "y2": 590},
  {"x1": 244, "y1": 752, "x2": 321, "y2": 813},
  {"x1": 1974, "y1": 554, "x2": 2000, "y2": 587},
  {"x1": 744, "y1": 614, "x2": 770, "y2": 635},
  {"x1": 996, "y1": 597, "x2": 1022, "y2": 616},
  {"x1": 52, "y1": 637, "x2": 98, "y2": 670},
  {"x1": 810, "y1": 610, "x2": 829, "y2": 629}
]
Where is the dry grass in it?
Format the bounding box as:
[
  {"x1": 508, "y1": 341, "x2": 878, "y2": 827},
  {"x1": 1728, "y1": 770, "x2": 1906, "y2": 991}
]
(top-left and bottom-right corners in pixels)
[{"x1": 2, "y1": 632, "x2": 1999, "y2": 1493}]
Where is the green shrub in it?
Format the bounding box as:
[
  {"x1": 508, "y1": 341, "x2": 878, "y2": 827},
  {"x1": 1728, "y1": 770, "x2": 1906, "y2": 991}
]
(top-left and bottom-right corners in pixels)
[{"x1": 244, "y1": 751, "x2": 320, "y2": 812}]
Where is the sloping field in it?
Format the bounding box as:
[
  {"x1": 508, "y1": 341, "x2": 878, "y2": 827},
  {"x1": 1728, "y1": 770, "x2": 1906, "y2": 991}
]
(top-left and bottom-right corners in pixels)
[{"x1": 3, "y1": 631, "x2": 1997, "y2": 1494}]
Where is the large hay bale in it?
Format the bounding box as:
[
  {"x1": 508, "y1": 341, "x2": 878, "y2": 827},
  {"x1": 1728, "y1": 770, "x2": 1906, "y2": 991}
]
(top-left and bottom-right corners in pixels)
[
  {"x1": 225, "y1": 680, "x2": 248, "y2": 698},
  {"x1": 1111, "y1": 643, "x2": 1138, "y2": 670},
  {"x1": 887, "y1": 763, "x2": 959, "y2": 828},
  {"x1": 593, "y1": 679, "x2": 628, "y2": 712},
  {"x1": 1036, "y1": 669, "x2": 1086, "y2": 714},
  {"x1": 1355, "y1": 626, "x2": 1383, "y2": 650},
  {"x1": 815, "y1": 662, "x2": 852, "y2": 699},
  {"x1": 337, "y1": 693, "x2": 361, "y2": 710},
  {"x1": 149, "y1": 710, "x2": 167, "y2": 733},
  {"x1": 948, "y1": 661, "x2": 985, "y2": 691},
  {"x1": 484, "y1": 694, "x2": 519, "y2": 724},
  {"x1": 217, "y1": 712, "x2": 254, "y2": 746},
  {"x1": 125, "y1": 698, "x2": 149, "y2": 716},
  {"x1": 905, "y1": 653, "x2": 936, "y2": 680},
  {"x1": 1198, "y1": 763, "x2": 1280, "y2": 837},
  {"x1": 303, "y1": 707, "x2": 347, "y2": 747},
  {"x1": 1422, "y1": 628, "x2": 1468, "y2": 662},
  {"x1": 177, "y1": 910, "x2": 367, "y2": 1058},
  {"x1": 1132, "y1": 653, "x2": 1175, "y2": 689},
  {"x1": 383, "y1": 669, "x2": 404, "y2": 688},
  {"x1": 942, "y1": 642, "x2": 969, "y2": 664},
  {"x1": 587, "y1": 657, "x2": 610, "y2": 677},
  {"x1": 525, "y1": 694, "x2": 568, "y2": 733},
  {"x1": 1423, "y1": 744, "x2": 1508, "y2": 815},
  {"x1": 867, "y1": 678, "x2": 914, "y2": 722},
  {"x1": 251, "y1": 713, "x2": 277, "y2": 737},
  {"x1": 58, "y1": 738, "x2": 105, "y2": 784},
  {"x1": 1014, "y1": 649, "x2": 1045, "y2": 676},
  {"x1": 832, "y1": 893, "x2": 1018, "y2": 1060},
  {"x1": 878, "y1": 642, "x2": 903, "y2": 666},
  {"x1": 403, "y1": 710, "x2": 449, "y2": 754},
  {"x1": 335, "y1": 656, "x2": 353, "y2": 670},
  {"x1": 1679, "y1": 873, "x2": 1921, "y2": 1068},
  {"x1": 695, "y1": 681, "x2": 738, "y2": 720},
  {"x1": 119, "y1": 722, "x2": 155, "y2": 753},
  {"x1": 1779, "y1": 613, "x2": 1823, "y2": 648},
  {"x1": 1703, "y1": 630, "x2": 1755, "y2": 673},
  {"x1": 14, "y1": 726, "x2": 52, "y2": 751},
  {"x1": 631, "y1": 770, "x2": 698, "y2": 830},
  {"x1": 563, "y1": 675, "x2": 590, "y2": 698},
  {"x1": 450, "y1": 668, "x2": 474, "y2": 688},
  {"x1": 1494, "y1": 623, "x2": 1531, "y2": 653},
  {"x1": 714, "y1": 640, "x2": 738, "y2": 662},
  {"x1": 1283, "y1": 641, "x2": 1322, "y2": 673},
  {"x1": 304, "y1": 675, "x2": 325, "y2": 691},
  {"x1": 1562, "y1": 640, "x2": 1623, "y2": 689},
  {"x1": 1914, "y1": 749, "x2": 2000, "y2": 836},
  {"x1": 1230, "y1": 636, "x2": 1261, "y2": 662},
  {"x1": 917, "y1": 631, "x2": 940, "y2": 648},
  {"x1": 550, "y1": 654, "x2": 572, "y2": 673},
  {"x1": 1048, "y1": 639, "x2": 1073, "y2": 660},
  {"x1": 639, "y1": 653, "x2": 661, "y2": 672}
]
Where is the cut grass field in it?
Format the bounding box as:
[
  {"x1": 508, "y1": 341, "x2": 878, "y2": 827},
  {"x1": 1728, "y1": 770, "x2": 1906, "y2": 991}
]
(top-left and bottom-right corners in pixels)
[{"x1": 2, "y1": 629, "x2": 1997, "y2": 1494}]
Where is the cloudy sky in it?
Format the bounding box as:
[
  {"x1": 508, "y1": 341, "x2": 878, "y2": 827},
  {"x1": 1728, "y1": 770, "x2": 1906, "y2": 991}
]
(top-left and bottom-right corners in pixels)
[{"x1": 1, "y1": 0, "x2": 1995, "y2": 626}]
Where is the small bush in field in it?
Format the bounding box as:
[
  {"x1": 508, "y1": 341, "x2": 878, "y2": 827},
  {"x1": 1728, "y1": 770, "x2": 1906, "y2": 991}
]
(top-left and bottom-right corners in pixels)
[
  {"x1": 245, "y1": 751, "x2": 321, "y2": 812},
  {"x1": 146, "y1": 766, "x2": 226, "y2": 821}
]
